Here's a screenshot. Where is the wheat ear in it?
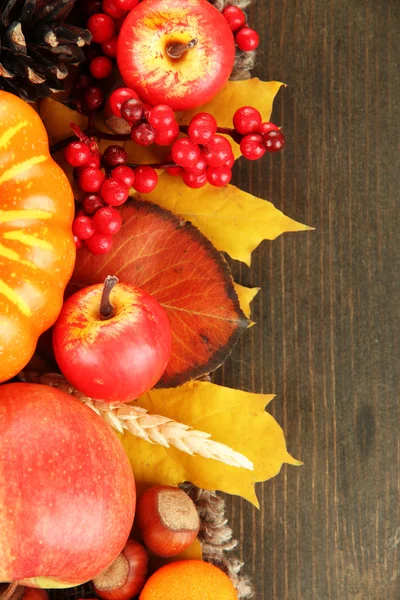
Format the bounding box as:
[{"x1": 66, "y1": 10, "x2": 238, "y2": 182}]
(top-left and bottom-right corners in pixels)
[{"x1": 19, "y1": 371, "x2": 254, "y2": 471}]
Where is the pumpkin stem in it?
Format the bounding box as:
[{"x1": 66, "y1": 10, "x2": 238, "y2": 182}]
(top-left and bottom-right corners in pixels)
[
  {"x1": 166, "y1": 38, "x2": 198, "y2": 59},
  {"x1": 0, "y1": 582, "x2": 20, "y2": 600},
  {"x1": 99, "y1": 276, "x2": 119, "y2": 320}
]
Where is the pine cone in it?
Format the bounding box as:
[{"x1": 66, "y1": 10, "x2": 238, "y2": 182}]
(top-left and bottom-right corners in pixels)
[{"x1": 0, "y1": 0, "x2": 92, "y2": 101}]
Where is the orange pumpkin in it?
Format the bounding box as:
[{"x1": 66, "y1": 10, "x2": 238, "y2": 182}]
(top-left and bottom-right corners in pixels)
[{"x1": 0, "y1": 91, "x2": 75, "y2": 382}]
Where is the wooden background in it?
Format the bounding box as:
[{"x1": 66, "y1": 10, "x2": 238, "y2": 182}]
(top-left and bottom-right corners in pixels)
[{"x1": 215, "y1": 0, "x2": 400, "y2": 598}]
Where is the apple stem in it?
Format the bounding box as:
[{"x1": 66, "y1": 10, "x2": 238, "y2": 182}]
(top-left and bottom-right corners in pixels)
[
  {"x1": 0, "y1": 582, "x2": 19, "y2": 600},
  {"x1": 100, "y1": 276, "x2": 119, "y2": 320},
  {"x1": 166, "y1": 38, "x2": 198, "y2": 59}
]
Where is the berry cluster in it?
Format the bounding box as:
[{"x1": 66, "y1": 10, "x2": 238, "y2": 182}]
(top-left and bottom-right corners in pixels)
[
  {"x1": 168, "y1": 114, "x2": 234, "y2": 188},
  {"x1": 233, "y1": 106, "x2": 285, "y2": 159},
  {"x1": 64, "y1": 136, "x2": 158, "y2": 254},
  {"x1": 222, "y1": 5, "x2": 259, "y2": 51},
  {"x1": 108, "y1": 88, "x2": 180, "y2": 146},
  {"x1": 84, "y1": 0, "x2": 138, "y2": 79}
]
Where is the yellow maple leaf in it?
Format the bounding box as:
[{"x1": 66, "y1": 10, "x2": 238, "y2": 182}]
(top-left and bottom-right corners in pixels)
[
  {"x1": 178, "y1": 79, "x2": 284, "y2": 157},
  {"x1": 234, "y1": 283, "x2": 260, "y2": 325},
  {"x1": 136, "y1": 173, "x2": 311, "y2": 265},
  {"x1": 121, "y1": 381, "x2": 301, "y2": 507}
]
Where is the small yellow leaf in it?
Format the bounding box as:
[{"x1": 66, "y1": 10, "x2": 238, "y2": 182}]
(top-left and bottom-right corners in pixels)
[
  {"x1": 234, "y1": 283, "x2": 260, "y2": 323},
  {"x1": 138, "y1": 174, "x2": 311, "y2": 265},
  {"x1": 40, "y1": 98, "x2": 88, "y2": 145},
  {"x1": 178, "y1": 79, "x2": 284, "y2": 157},
  {"x1": 121, "y1": 382, "x2": 301, "y2": 507}
]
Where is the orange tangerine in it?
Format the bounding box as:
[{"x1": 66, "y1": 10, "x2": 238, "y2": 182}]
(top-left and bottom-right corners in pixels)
[{"x1": 139, "y1": 559, "x2": 238, "y2": 600}]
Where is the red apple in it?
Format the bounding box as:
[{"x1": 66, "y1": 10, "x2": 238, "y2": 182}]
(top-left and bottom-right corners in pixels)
[
  {"x1": 117, "y1": 0, "x2": 236, "y2": 111},
  {"x1": 0, "y1": 383, "x2": 136, "y2": 588},
  {"x1": 53, "y1": 276, "x2": 172, "y2": 403}
]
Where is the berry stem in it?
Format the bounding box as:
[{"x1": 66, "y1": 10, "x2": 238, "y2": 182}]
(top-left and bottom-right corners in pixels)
[
  {"x1": 166, "y1": 38, "x2": 198, "y2": 59},
  {"x1": 179, "y1": 125, "x2": 242, "y2": 144},
  {"x1": 50, "y1": 125, "x2": 242, "y2": 155},
  {"x1": 99, "y1": 276, "x2": 119, "y2": 320}
]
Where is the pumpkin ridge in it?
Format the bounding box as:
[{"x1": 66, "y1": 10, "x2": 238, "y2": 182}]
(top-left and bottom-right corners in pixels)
[{"x1": 0, "y1": 155, "x2": 48, "y2": 185}]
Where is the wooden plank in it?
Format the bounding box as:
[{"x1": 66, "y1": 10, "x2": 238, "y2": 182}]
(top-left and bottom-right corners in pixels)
[{"x1": 215, "y1": 0, "x2": 400, "y2": 597}]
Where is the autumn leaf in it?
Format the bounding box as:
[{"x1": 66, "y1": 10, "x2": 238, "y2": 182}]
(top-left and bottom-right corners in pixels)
[
  {"x1": 121, "y1": 381, "x2": 301, "y2": 506},
  {"x1": 234, "y1": 283, "x2": 260, "y2": 324},
  {"x1": 136, "y1": 174, "x2": 310, "y2": 265},
  {"x1": 177, "y1": 79, "x2": 284, "y2": 157},
  {"x1": 71, "y1": 200, "x2": 249, "y2": 387}
]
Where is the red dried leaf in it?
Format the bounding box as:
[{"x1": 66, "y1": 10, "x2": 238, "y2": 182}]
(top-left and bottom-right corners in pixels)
[{"x1": 71, "y1": 200, "x2": 249, "y2": 387}]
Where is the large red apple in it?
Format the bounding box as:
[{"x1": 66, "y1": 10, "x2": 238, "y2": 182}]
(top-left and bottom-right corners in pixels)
[
  {"x1": 117, "y1": 0, "x2": 236, "y2": 110},
  {"x1": 53, "y1": 277, "x2": 172, "y2": 403},
  {"x1": 0, "y1": 383, "x2": 136, "y2": 588}
]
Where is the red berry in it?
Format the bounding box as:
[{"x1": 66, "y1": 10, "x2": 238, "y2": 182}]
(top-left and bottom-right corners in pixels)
[
  {"x1": 182, "y1": 172, "x2": 207, "y2": 189},
  {"x1": 233, "y1": 106, "x2": 262, "y2": 134},
  {"x1": 93, "y1": 206, "x2": 122, "y2": 235},
  {"x1": 133, "y1": 166, "x2": 158, "y2": 193},
  {"x1": 75, "y1": 73, "x2": 94, "y2": 91},
  {"x1": 90, "y1": 56, "x2": 113, "y2": 79},
  {"x1": 87, "y1": 13, "x2": 115, "y2": 43},
  {"x1": 148, "y1": 105, "x2": 175, "y2": 131},
  {"x1": 85, "y1": 154, "x2": 101, "y2": 169},
  {"x1": 114, "y1": 0, "x2": 138, "y2": 9},
  {"x1": 83, "y1": 85, "x2": 104, "y2": 111},
  {"x1": 101, "y1": 178, "x2": 129, "y2": 206},
  {"x1": 64, "y1": 142, "x2": 91, "y2": 167},
  {"x1": 154, "y1": 121, "x2": 179, "y2": 146},
  {"x1": 102, "y1": 145, "x2": 128, "y2": 167},
  {"x1": 101, "y1": 36, "x2": 118, "y2": 57},
  {"x1": 188, "y1": 113, "x2": 217, "y2": 145},
  {"x1": 184, "y1": 156, "x2": 207, "y2": 175},
  {"x1": 102, "y1": 0, "x2": 125, "y2": 19},
  {"x1": 131, "y1": 123, "x2": 156, "y2": 146},
  {"x1": 112, "y1": 165, "x2": 135, "y2": 187},
  {"x1": 202, "y1": 135, "x2": 233, "y2": 167},
  {"x1": 259, "y1": 122, "x2": 279, "y2": 135},
  {"x1": 225, "y1": 155, "x2": 235, "y2": 168},
  {"x1": 121, "y1": 98, "x2": 145, "y2": 124},
  {"x1": 264, "y1": 129, "x2": 285, "y2": 152},
  {"x1": 74, "y1": 155, "x2": 101, "y2": 179},
  {"x1": 109, "y1": 88, "x2": 139, "y2": 118},
  {"x1": 165, "y1": 154, "x2": 182, "y2": 176},
  {"x1": 83, "y1": 0, "x2": 102, "y2": 16},
  {"x1": 72, "y1": 215, "x2": 95, "y2": 240},
  {"x1": 240, "y1": 134, "x2": 266, "y2": 160},
  {"x1": 78, "y1": 167, "x2": 105, "y2": 192},
  {"x1": 73, "y1": 235, "x2": 83, "y2": 249},
  {"x1": 222, "y1": 6, "x2": 246, "y2": 31},
  {"x1": 236, "y1": 26, "x2": 259, "y2": 51},
  {"x1": 206, "y1": 165, "x2": 232, "y2": 187},
  {"x1": 165, "y1": 165, "x2": 182, "y2": 176},
  {"x1": 85, "y1": 233, "x2": 113, "y2": 254},
  {"x1": 171, "y1": 138, "x2": 200, "y2": 168},
  {"x1": 142, "y1": 103, "x2": 152, "y2": 120},
  {"x1": 82, "y1": 193, "x2": 106, "y2": 215}
]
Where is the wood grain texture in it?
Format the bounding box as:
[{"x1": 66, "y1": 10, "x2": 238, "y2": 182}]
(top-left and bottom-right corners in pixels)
[{"x1": 214, "y1": 0, "x2": 400, "y2": 598}]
